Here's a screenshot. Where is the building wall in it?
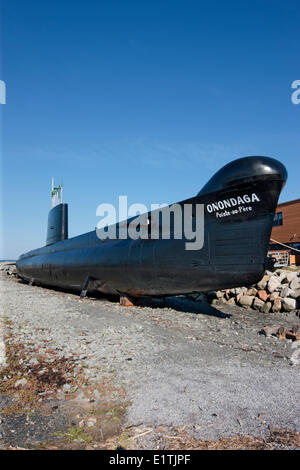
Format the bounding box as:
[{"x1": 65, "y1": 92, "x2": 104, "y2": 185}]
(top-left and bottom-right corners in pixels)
[{"x1": 270, "y1": 199, "x2": 300, "y2": 245}]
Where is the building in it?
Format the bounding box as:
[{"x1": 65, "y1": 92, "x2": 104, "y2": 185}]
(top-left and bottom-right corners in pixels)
[{"x1": 269, "y1": 198, "x2": 300, "y2": 266}]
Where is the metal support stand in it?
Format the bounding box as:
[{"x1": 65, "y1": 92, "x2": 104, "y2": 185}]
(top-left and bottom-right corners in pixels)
[{"x1": 80, "y1": 275, "x2": 90, "y2": 299}]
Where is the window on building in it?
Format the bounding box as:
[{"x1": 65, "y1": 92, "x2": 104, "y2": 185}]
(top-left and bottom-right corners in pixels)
[{"x1": 273, "y1": 212, "x2": 283, "y2": 226}]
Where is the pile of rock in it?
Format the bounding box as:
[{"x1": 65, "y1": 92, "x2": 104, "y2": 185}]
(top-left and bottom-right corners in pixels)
[
  {"x1": 189, "y1": 269, "x2": 300, "y2": 313},
  {"x1": 0, "y1": 262, "x2": 17, "y2": 276}
]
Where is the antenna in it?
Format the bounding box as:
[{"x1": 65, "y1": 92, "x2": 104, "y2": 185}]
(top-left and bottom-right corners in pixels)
[{"x1": 51, "y1": 178, "x2": 63, "y2": 208}]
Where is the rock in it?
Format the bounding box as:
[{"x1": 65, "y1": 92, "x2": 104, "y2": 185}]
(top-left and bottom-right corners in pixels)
[
  {"x1": 269, "y1": 292, "x2": 280, "y2": 301},
  {"x1": 253, "y1": 298, "x2": 265, "y2": 311},
  {"x1": 87, "y1": 417, "x2": 97, "y2": 427},
  {"x1": 265, "y1": 270, "x2": 275, "y2": 277},
  {"x1": 246, "y1": 288, "x2": 258, "y2": 296},
  {"x1": 238, "y1": 295, "x2": 254, "y2": 309},
  {"x1": 272, "y1": 298, "x2": 282, "y2": 313},
  {"x1": 257, "y1": 290, "x2": 269, "y2": 302},
  {"x1": 262, "y1": 301, "x2": 272, "y2": 314},
  {"x1": 282, "y1": 297, "x2": 297, "y2": 312},
  {"x1": 14, "y1": 378, "x2": 28, "y2": 388},
  {"x1": 289, "y1": 278, "x2": 300, "y2": 291},
  {"x1": 230, "y1": 287, "x2": 245, "y2": 295},
  {"x1": 224, "y1": 289, "x2": 231, "y2": 300},
  {"x1": 284, "y1": 271, "x2": 298, "y2": 282},
  {"x1": 256, "y1": 275, "x2": 270, "y2": 290},
  {"x1": 215, "y1": 291, "x2": 225, "y2": 299},
  {"x1": 227, "y1": 297, "x2": 236, "y2": 306},
  {"x1": 280, "y1": 286, "x2": 292, "y2": 298},
  {"x1": 267, "y1": 277, "x2": 281, "y2": 293},
  {"x1": 289, "y1": 288, "x2": 300, "y2": 300}
]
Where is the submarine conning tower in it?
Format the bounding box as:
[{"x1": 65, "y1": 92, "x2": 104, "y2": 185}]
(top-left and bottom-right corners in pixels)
[
  {"x1": 197, "y1": 156, "x2": 288, "y2": 196},
  {"x1": 46, "y1": 179, "x2": 68, "y2": 246}
]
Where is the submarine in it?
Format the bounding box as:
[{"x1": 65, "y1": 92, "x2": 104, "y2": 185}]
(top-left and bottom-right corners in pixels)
[{"x1": 16, "y1": 156, "x2": 287, "y2": 300}]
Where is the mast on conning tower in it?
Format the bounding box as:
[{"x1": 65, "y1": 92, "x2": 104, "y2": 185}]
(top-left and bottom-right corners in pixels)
[{"x1": 51, "y1": 178, "x2": 63, "y2": 208}]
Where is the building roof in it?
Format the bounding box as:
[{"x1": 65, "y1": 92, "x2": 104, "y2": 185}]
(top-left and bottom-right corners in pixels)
[{"x1": 277, "y1": 198, "x2": 300, "y2": 208}]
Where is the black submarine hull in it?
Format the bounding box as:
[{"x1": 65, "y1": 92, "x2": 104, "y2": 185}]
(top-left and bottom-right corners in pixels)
[{"x1": 16, "y1": 156, "x2": 287, "y2": 297}]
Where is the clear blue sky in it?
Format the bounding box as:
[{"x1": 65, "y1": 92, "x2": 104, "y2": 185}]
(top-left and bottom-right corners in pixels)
[{"x1": 1, "y1": 0, "x2": 299, "y2": 259}]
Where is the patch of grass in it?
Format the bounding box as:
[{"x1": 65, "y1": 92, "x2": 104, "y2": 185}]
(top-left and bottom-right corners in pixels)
[
  {"x1": 118, "y1": 432, "x2": 132, "y2": 449},
  {"x1": 56, "y1": 427, "x2": 93, "y2": 444}
]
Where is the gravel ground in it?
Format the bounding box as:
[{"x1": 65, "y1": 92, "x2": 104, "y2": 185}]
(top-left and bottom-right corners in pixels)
[{"x1": 0, "y1": 264, "x2": 299, "y2": 449}]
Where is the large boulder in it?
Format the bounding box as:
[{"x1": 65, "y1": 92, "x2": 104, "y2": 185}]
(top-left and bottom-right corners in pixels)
[
  {"x1": 289, "y1": 288, "x2": 300, "y2": 300},
  {"x1": 267, "y1": 276, "x2": 281, "y2": 293},
  {"x1": 270, "y1": 291, "x2": 280, "y2": 301},
  {"x1": 238, "y1": 295, "x2": 255, "y2": 309},
  {"x1": 230, "y1": 287, "x2": 247, "y2": 295},
  {"x1": 246, "y1": 287, "x2": 258, "y2": 296},
  {"x1": 265, "y1": 270, "x2": 275, "y2": 277},
  {"x1": 272, "y1": 297, "x2": 282, "y2": 313},
  {"x1": 280, "y1": 286, "x2": 293, "y2": 298},
  {"x1": 284, "y1": 271, "x2": 298, "y2": 282},
  {"x1": 289, "y1": 277, "x2": 300, "y2": 291},
  {"x1": 257, "y1": 290, "x2": 269, "y2": 302},
  {"x1": 282, "y1": 297, "x2": 297, "y2": 312},
  {"x1": 262, "y1": 301, "x2": 272, "y2": 314},
  {"x1": 253, "y1": 298, "x2": 265, "y2": 311},
  {"x1": 275, "y1": 269, "x2": 286, "y2": 279},
  {"x1": 256, "y1": 275, "x2": 270, "y2": 290}
]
